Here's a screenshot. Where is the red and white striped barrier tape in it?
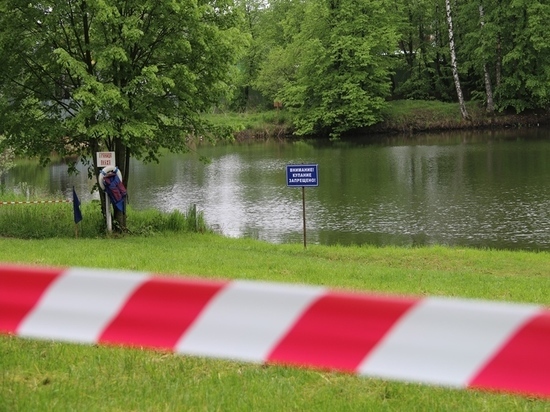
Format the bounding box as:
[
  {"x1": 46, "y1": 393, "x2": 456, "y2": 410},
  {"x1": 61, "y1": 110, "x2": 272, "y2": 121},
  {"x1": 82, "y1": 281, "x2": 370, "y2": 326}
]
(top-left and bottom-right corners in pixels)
[
  {"x1": 0, "y1": 200, "x2": 71, "y2": 206},
  {"x1": 1, "y1": 265, "x2": 549, "y2": 398}
]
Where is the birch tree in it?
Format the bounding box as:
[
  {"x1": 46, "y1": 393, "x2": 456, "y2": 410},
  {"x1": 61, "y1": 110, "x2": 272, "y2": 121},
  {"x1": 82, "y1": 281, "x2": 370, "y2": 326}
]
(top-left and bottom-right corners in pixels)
[
  {"x1": 479, "y1": 2, "x2": 495, "y2": 113},
  {"x1": 445, "y1": 0, "x2": 470, "y2": 120}
]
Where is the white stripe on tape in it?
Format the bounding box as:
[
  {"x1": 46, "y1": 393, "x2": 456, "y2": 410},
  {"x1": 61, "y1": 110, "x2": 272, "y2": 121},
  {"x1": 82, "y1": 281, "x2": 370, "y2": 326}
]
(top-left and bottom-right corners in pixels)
[
  {"x1": 17, "y1": 268, "x2": 148, "y2": 343},
  {"x1": 358, "y1": 297, "x2": 541, "y2": 387},
  {"x1": 176, "y1": 280, "x2": 325, "y2": 361}
]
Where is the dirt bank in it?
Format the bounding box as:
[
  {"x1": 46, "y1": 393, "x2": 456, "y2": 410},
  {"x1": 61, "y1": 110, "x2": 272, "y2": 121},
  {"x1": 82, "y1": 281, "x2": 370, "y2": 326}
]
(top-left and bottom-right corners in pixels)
[{"x1": 368, "y1": 109, "x2": 550, "y2": 135}]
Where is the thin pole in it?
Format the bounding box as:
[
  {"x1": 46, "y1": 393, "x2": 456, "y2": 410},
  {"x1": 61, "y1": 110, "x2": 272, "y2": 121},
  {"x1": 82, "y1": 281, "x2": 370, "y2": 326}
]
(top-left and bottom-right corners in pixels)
[
  {"x1": 302, "y1": 186, "x2": 306, "y2": 248},
  {"x1": 193, "y1": 203, "x2": 197, "y2": 232},
  {"x1": 106, "y1": 193, "x2": 112, "y2": 233}
]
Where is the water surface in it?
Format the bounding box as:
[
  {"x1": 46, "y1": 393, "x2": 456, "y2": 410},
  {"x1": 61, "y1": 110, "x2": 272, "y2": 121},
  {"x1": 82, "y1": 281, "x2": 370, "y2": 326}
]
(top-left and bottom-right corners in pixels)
[{"x1": 5, "y1": 128, "x2": 550, "y2": 251}]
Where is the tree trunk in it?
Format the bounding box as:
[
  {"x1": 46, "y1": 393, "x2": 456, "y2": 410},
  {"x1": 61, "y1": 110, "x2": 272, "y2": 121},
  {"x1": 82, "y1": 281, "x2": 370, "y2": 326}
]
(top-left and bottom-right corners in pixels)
[
  {"x1": 479, "y1": 2, "x2": 495, "y2": 113},
  {"x1": 445, "y1": 0, "x2": 470, "y2": 120},
  {"x1": 496, "y1": 33, "x2": 502, "y2": 87},
  {"x1": 495, "y1": 0, "x2": 502, "y2": 87}
]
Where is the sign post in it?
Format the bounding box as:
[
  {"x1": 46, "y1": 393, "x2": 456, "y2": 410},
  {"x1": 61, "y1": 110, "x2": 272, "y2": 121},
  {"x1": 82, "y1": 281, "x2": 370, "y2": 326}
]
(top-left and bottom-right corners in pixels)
[
  {"x1": 286, "y1": 164, "x2": 319, "y2": 248},
  {"x1": 96, "y1": 152, "x2": 116, "y2": 233}
]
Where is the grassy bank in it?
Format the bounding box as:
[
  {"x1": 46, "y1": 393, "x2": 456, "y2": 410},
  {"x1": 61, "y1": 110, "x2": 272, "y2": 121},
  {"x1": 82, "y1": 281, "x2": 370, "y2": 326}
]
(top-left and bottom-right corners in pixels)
[
  {"x1": 0, "y1": 197, "x2": 208, "y2": 238},
  {"x1": 1, "y1": 234, "x2": 549, "y2": 303},
  {"x1": 208, "y1": 100, "x2": 550, "y2": 139},
  {"x1": 374, "y1": 100, "x2": 550, "y2": 134},
  {"x1": 1, "y1": 233, "x2": 549, "y2": 410},
  {"x1": 204, "y1": 110, "x2": 293, "y2": 141}
]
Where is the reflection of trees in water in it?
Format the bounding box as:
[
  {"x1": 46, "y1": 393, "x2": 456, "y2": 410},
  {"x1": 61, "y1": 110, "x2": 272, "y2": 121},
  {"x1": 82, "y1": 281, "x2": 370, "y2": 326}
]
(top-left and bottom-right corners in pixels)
[
  {"x1": 4, "y1": 163, "x2": 50, "y2": 197},
  {"x1": 50, "y1": 163, "x2": 70, "y2": 194},
  {"x1": 6, "y1": 158, "x2": 94, "y2": 200},
  {"x1": 0, "y1": 137, "x2": 15, "y2": 188}
]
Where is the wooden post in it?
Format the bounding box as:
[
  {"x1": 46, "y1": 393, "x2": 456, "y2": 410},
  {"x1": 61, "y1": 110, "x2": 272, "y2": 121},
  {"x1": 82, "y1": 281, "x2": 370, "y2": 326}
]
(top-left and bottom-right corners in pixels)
[{"x1": 193, "y1": 203, "x2": 197, "y2": 232}]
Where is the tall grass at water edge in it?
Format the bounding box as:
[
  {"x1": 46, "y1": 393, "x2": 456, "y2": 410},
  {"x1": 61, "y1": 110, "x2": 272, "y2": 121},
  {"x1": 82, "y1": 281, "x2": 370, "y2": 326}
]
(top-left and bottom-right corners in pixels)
[{"x1": 0, "y1": 196, "x2": 209, "y2": 238}]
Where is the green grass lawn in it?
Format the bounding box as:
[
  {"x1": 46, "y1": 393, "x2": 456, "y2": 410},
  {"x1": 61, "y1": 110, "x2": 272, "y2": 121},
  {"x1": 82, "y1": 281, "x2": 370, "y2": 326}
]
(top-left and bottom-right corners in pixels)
[{"x1": 1, "y1": 233, "x2": 549, "y2": 411}]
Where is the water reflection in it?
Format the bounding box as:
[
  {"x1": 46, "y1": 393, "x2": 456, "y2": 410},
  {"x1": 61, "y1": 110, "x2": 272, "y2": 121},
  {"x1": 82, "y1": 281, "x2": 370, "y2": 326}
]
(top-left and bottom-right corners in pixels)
[{"x1": 4, "y1": 129, "x2": 550, "y2": 251}]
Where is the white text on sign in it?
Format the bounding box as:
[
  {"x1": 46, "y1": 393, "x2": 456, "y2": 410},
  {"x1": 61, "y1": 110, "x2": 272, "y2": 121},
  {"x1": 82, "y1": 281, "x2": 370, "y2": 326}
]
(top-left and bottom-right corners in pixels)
[{"x1": 286, "y1": 164, "x2": 319, "y2": 187}]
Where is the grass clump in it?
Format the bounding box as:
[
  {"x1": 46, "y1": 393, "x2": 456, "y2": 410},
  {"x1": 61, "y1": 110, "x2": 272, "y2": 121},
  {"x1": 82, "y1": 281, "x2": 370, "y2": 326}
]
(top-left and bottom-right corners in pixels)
[
  {"x1": 0, "y1": 191, "x2": 209, "y2": 238},
  {"x1": 129, "y1": 205, "x2": 209, "y2": 236}
]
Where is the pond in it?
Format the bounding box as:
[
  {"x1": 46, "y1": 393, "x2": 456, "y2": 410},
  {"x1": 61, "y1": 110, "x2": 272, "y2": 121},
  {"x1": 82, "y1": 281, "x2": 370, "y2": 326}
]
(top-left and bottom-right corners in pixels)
[{"x1": 5, "y1": 128, "x2": 550, "y2": 251}]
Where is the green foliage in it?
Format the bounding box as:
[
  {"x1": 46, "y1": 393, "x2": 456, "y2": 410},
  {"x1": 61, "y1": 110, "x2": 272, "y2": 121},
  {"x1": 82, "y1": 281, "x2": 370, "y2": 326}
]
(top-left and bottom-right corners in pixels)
[
  {"x1": 0, "y1": 0, "x2": 247, "y2": 185},
  {"x1": 255, "y1": 0, "x2": 401, "y2": 138},
  {"x1": 493, "y1": 1, "x2": 550, "y2": 112},
  {"x1": 253, "y1": 46, "x2": 295, "y2": 104},
  {"x1": 3, "y1": 0, "x2": 549, "y2": 142},
  {"x1": 448, "y1": 0, "x2": 550, "y2": 113},
  {"x1": 229, "y1": 0, "x2": 302, "y2": 111}
]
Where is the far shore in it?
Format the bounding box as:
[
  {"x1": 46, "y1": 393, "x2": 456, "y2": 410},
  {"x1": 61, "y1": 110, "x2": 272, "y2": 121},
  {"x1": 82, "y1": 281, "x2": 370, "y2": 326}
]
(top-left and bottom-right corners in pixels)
[{"x1": 228, "y1": 100, "x2": 550, "y2": 141}]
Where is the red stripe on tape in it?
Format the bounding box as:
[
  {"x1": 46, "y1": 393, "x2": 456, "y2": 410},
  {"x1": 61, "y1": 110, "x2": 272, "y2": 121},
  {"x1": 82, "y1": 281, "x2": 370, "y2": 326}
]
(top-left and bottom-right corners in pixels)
[
  {"x1": 99, "y1": 277, "x2": 226, "y2": 350},
  {"x1": 470, "y1": 312, "x2": 550, "y2": 397},
  {"x1": 0, "y1": 266, "x2": 62, "y2": 333},
  {"x1": 268, "y1": 292, "x2": 417, "y2": 372}
]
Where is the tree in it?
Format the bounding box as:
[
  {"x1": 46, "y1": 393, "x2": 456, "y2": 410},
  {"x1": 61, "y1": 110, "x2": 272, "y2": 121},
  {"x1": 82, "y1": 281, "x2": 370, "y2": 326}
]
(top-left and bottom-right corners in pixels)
[
  {"x1": 445, "y1": 0, "x2": 470, "y2": 120},
  {"x1": 493, "y1": 0, "x2": 550, "y2": 112},
  {"x1": 457, "y1": 0, "x2": 496, "y2": 112},
  {"x1": 0, "y1": 0, "x2": 245, "y2": 229},
  {"x1": 478, "y1": 1, "x2": 495, "y2": 113},
  {"x1": 394, "y1": 0, "x2": 452, "y2": 101},
  {"x1": 256, "y1": 0, "x2": 401, "y2": 137},
  {"x1": 230, "y1": 0, "x2": 269, "y2": 110}
]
